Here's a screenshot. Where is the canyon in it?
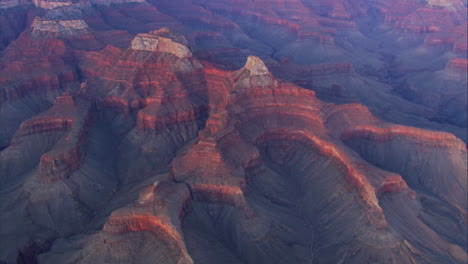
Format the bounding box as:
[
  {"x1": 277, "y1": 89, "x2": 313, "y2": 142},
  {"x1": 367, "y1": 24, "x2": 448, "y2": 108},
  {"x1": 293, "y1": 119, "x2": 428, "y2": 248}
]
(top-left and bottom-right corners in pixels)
[{"x1": 0, "y1": 0, "x2": 467, "y2": 263}]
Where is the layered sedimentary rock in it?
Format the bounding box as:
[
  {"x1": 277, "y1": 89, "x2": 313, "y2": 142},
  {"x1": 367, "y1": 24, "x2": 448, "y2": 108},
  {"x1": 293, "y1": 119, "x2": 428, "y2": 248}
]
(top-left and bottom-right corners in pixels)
[
  {"x1": 78, "y1": 29, "x2": 204, "y2": 123},
  {"x1": 14, "y1": 0, "x2": 457, "y2": 140},
  {"x1": 12, "y1": 93, "x2": 92, "y2": 183},
  {"x1": 49, "y1": 53, "x2": 463, "y2": 263},
  {"x1": 100, "y1": 181, "x2": 193, "y2": 264},
  {"x1": 145, "y1": 0, "x2": 468, "y2": 141},
  {"x1": 0, "y1": 15, "x2": 100, "y2": 103},
  {"x1": 173, "y1": 57, "x2": 466, "y2": 263},
  {"x1": 131, "y1": 31, "x2": 192, "y2": 58},
  {"x1": 31, "y1": 17, "x2": 90, "y2": 37},
  {"x1": 327, "y1": 104, "x2": 467, "y2": 210},
  {"x1": 2, "y1": 27, "x2": 466, "y2": 261},
  {"x1": 243, "y1": 55, "x2": 269, "y2": 76},
  {"x1": 0, "y1": 29, "x2": 77, "y2": 103},
  {"x1": 0, "y1": 0, "x2": 467, "y2": 263},
  {"x1": 32, "y1": 0, "x2": 72, "y2": 9}
]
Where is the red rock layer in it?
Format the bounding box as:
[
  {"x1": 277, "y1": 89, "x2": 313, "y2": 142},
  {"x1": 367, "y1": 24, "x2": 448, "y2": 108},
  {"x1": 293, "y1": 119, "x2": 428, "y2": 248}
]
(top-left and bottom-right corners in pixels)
[
  {"x1": 103, "y1": 181, "x2": 193, "y2": 264},
  {"x1": 0, "y1": 0, "x2": 465, "y2": 261},
  {"x1": 38, "y1": 95, "x2": 91, "y2": 183},
  {"x1": 75, "y1": 45, "x2": 123, "y2": 79},
  {"x1": 447, "y1": 58, "x2": 468, "y2": 73},
  {"x1": 170, "y1": 59, "x2": 398, "y2": 229},
  {"x1": 377, "y1": 176, "x2": 415, "y2": 198},
  {"x1": 169, "y1": 55, "x2": 467, "y2": 235},
  {"x1": 0, "y1": 36, "x2": 77, "y2": 102},
  {"x1": 0, "y1": 21, "x2": 462, "y2": 262},
  {"x1": 16, "y1": 117, "x2": 74, "y2": 137},
  {"x1": 326, "y1": 102, "x2": 466, "y2": 211},
  {"x1": 190, "y1": 183, "x2": 248, "y2": 209},
  {"x1": 253, "y1": 129, "x2": 388, "y2": 226},
  {"x1": 341, "y1": 125, "x2": 466, "y2": 150},
  {"x1": 13, "y1": 93, "x2": 92, "y2": 183},
  {"x1": 78, "y1": 30, "x2": 208, "y2": 131},
  {"x1": 136, "y1": 103, "x2": 207, "y2": 131},
  {"x1": 104, "y1": 214, "x2": 192, "y2": 264},
  {"x1": 368, "y1": 0, "x2": 467, "y2": 49},
  {"x1": 323, "y1": 103, "x2": 466, "y2": 150}
]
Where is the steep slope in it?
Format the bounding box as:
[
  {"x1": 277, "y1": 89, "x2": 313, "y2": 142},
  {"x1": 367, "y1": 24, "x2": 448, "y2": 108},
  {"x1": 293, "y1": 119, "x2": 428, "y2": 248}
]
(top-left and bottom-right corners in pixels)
[
  {"x1": 1, "y1": 0, "x2": 465, "y2": 139},
  {"x1": 0, "y1": 1, "x2": 466, "y2": 263},
  {"x1": 7, "y1": 44, "x2": 459, "y2": 263}
]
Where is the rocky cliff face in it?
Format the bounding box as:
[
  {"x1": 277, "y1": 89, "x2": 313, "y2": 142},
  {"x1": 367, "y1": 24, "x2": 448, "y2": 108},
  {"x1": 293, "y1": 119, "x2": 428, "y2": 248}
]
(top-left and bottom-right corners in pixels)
[
  {"x1": 3, "y1": 33, "x2": 466, "y2": 263},
  {"x1": 32, "y1": 0, "x2": 72, "y2": 9},
  {"x1": 31, "y1": 17, "x2": 90, "y2": 36},
  {"x1": 130, "y1": 32, "x2": 192, "y2": 58},
  {"x1": 0, "y1": 1, "x2": 467, "y2": 264},
  {"x1": 243, "y1": 55, "x2": 270, "y2": 76}
]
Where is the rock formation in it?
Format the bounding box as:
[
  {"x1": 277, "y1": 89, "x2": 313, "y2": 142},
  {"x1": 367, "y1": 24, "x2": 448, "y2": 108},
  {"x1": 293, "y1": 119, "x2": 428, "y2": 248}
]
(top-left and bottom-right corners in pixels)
[
  {"x1": 4, "y1": 44, "x2": 458, "y2": 263},
  {"x1": 0, "y1": 0, "x2": 466, "y2": 263},
  {"x1": 31, "y1": 17, "x2": 90, "y2": 37},
  {"x1": 243, "y1": 55, "x2": 270, "y2": 76},
  {"x1": 32, "y1": 0, "x2": 72, "y2": 9},
  {"x1": 130, "y1": 31, "x2": 192, "y2": 58}
]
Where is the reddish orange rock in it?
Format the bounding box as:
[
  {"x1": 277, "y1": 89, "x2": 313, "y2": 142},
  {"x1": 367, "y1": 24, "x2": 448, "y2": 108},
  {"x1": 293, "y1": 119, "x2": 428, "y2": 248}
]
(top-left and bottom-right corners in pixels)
[{"x1": 12, "y1": 93, "x2": 93, "y2": 183}]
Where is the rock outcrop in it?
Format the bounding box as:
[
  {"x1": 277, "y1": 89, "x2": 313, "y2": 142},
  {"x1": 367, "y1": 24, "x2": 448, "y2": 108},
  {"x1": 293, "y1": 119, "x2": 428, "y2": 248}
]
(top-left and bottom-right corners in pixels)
[
  {"x1": 131, "y1": 31, "x2": 192, "y2": 58},
  {"x1": 244, "y1": 56, "x2": 269, "y2": 76},
  {"x1": 233, "y1": 56, "x2": 276, "y2": 87},
  {"x1": 32, "y1": 0, "x2": 72, "y2": 9},
  {"x1": 15, "y1": 36, "x2": 460, "y2": 262},
  {"x1": 101, "y1": 181, "x2": 193, "y2": 264},
  {"x1": 31, "y1": 17, "x2": 90, "y2": 37},
  {"x1": 0, "y1": 28, "x2": 78, "y2": 103},
  {"x1": 12, "y1": 93, "x2": 92, "y2": 183},
  {"x1": 0, "y1": 0, "x2": 466, "y2": 262}
]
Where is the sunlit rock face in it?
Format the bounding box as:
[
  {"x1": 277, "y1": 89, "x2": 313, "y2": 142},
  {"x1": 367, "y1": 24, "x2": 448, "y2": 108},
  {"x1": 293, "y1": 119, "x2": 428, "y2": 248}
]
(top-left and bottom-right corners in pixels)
[
  {"x1": 0, "y1": 0, "x2": 467, "y2": 263},
  {"x1": 427, "y1": 0, "x2": 464, "y2": 7},
  {"x1": 233, "y1": 56, "x2": 275, "y2": 87},
  {"x1": 131, "y1": 31, "x2": 192, "y2": 58},
  {"x1": 32, "y1": 0, "x2": 72, "y2": 9},
  {"x1": 31, "y1": 17, "x2": 90, "y2": 37},
  {"x1": 244, "y1": 56, "x2": 269, "y2": 76}
]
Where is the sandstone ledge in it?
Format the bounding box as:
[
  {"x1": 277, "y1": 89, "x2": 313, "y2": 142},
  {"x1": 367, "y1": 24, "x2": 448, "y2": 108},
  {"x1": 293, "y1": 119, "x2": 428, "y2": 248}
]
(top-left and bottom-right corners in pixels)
[{"x1": 130, "y1": 32, "x2": 192, "y2": 58}]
